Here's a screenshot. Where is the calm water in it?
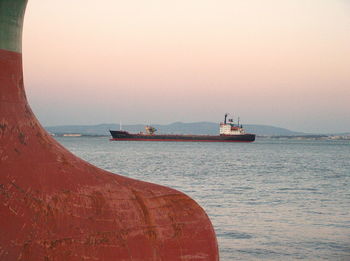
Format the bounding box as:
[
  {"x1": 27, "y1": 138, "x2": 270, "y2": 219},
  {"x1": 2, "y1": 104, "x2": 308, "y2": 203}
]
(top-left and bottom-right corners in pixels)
[{"x1": 56, "y1": 137, "x2": 350, "y2": 260}]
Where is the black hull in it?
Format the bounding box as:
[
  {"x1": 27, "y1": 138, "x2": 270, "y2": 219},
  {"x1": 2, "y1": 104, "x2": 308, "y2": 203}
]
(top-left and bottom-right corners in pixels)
[{"x1": 110, "y1": 130, "x2": 255, "y2": 142}]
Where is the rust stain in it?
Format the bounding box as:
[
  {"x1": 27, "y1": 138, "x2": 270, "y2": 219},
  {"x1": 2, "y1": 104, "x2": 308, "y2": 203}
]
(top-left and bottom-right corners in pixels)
[
  {"x1": 56, "y1": 153, "x2": 70, "y2": 166},
  {"x1": 88, "y1": 191, "x2": 106, "y2": 216},
  {"x1": 17, "y1": 240, "x2": 32, "y2": 261},
  {"x1": 84, "y1": 233, "x2": 109, "y2": 246},
  {"x1": 0, "y1": 123, "x2": 7, "y2": 131},
  {"x1": 18, "y1": 131, "x2": 26, "y2": 145},
  {"x1": 132, "y1": 190, "x2": 158, "y2": 241},
  {"x1": 47, "y1": 238, "x2": 74, "y2": 250},
  {"x1": 172, "y1": 222, "x2": 184, "y2": 238}
]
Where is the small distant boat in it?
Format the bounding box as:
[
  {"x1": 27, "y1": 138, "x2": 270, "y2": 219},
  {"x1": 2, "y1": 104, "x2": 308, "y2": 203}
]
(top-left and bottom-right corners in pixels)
[{"x1": 110, "y1": 114, "x2": 255, "y2": 142}]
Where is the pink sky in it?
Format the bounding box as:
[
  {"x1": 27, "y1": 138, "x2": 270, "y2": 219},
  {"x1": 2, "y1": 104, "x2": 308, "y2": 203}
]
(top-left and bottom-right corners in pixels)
[{"x1": 22, "y1": 0, "x2": 350, "y2": 133}]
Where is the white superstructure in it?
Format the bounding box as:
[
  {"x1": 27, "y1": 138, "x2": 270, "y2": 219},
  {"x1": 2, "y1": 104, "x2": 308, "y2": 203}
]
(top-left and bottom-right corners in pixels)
[
  {"x1": 219, "y1": 113, "x2": 245, "y2": 135},
  {"x1": 219, "y1": 123, "x2": 245, "y2": 135}
]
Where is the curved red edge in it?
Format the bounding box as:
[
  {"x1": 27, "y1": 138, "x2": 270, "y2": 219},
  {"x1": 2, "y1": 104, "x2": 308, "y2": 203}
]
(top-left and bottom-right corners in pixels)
[{"x1": 0, "y1": 1, "x2": 219, "y2": 260}]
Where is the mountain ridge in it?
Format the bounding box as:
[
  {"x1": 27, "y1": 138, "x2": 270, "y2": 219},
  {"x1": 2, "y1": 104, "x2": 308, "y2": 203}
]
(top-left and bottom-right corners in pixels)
[{"x1": 46, "y1": 122, "x2": 307, "y2": 136}]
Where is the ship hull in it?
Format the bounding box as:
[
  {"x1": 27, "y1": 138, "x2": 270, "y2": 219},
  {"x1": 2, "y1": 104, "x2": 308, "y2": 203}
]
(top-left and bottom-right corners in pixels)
[{"x1": 110, "y1": 131, "x2": 255, "y2": 142}]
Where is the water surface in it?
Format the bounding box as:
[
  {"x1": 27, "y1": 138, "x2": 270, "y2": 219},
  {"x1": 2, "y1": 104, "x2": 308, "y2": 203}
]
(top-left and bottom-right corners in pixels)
[{"x1": 56, "y1": 137, "x2": 350, "y2": 260}]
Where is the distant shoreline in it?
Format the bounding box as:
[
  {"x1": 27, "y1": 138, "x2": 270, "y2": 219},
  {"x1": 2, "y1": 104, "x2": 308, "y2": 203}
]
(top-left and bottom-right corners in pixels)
[
  {"x1": 46, "y1": 122, "x2": 349, "y2": 139},
  {"x1": 52, "y1": 133, "x2": 350, "y2": 141}
]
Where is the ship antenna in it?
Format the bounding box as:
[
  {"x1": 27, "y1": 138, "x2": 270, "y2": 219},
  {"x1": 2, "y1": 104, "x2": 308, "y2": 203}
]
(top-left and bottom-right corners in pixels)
[
  {"x1": 238, "y1": 117, "x2": 240, "y2": 126},
  {"x1": 119, "y1": 121, "x2": 122, "y2": 130},
  {"x1": 224, "y1": 113, "x2": 228, "y2": 124}
]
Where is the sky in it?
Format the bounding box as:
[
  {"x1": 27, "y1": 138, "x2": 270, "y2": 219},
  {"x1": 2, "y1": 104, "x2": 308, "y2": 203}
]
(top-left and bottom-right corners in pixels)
[{"x1": 22, "y1": 0, "x2": 350, "y2": 133}]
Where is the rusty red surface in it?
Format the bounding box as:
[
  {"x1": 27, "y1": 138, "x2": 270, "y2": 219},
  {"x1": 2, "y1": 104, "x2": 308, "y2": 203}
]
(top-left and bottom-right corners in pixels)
[{"x1": 0, "y1": 2, "x2": 219, "y2": 260}]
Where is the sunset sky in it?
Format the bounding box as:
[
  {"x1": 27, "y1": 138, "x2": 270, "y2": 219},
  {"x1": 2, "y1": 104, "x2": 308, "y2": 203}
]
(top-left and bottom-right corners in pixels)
[{"x1": 22, "y1": 0, "x2": 350, "y2": 133}]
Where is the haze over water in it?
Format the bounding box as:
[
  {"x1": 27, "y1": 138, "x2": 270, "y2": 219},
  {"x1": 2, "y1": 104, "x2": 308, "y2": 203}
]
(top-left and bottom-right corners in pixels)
[
  {"x1": 57, "y1": 137, "x2": 350, "y2": 260},
  {"x1": 23, "y1": 0, "x2": 350, "y2": 133}
]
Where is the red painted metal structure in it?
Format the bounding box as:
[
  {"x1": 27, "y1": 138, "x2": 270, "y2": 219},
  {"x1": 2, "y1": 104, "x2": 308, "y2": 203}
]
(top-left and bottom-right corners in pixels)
[{"x1": 0, "y1": 0, "x2": 219, "y2": 260}]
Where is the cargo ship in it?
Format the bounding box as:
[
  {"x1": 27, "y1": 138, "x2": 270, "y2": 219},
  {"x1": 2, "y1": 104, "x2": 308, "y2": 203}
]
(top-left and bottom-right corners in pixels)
[{"x1": 110, "y1": 114, "x2": 255, "y2": 142}]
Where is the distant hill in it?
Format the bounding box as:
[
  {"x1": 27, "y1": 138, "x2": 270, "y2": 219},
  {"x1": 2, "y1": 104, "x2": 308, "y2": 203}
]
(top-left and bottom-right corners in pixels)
[{"x1": 46, "y1": 122, "x2": 305, "y2": 136}]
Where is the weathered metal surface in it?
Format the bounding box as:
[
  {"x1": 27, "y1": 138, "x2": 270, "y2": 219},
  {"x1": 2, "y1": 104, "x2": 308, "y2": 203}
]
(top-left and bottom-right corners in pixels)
[
  {"x1": 0, "y1": 0, "x2": 219, "y2": 260},
  {"x1": 0, "y1": 0, "x2": 26, "y2": 53}
]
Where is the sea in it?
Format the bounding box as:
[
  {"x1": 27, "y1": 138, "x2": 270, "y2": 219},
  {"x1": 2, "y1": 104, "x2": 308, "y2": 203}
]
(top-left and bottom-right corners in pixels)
[{"x1": 55, "y1": 136, "x2": 350, "y2": 260}]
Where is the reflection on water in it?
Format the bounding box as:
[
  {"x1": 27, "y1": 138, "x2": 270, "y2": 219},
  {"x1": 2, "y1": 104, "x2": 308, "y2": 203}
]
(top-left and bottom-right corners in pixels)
[{"x1": 56, "y1": 137, "x2": 350, "y2": 260}]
